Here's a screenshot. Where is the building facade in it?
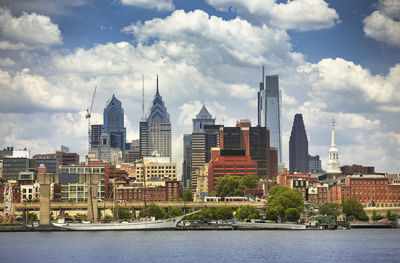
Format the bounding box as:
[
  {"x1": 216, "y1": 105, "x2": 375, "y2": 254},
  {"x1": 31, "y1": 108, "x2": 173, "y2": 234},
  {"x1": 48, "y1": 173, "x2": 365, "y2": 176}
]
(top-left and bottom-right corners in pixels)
[{"x1": 289, "y1": 114, "x2": 309, "y2": 173}]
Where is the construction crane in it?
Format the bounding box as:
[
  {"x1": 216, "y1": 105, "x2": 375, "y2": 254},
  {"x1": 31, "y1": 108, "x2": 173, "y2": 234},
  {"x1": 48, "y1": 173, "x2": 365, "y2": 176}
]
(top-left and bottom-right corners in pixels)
[{"x1": 86, "y1": 86, "x2": 97, "y2": 154}]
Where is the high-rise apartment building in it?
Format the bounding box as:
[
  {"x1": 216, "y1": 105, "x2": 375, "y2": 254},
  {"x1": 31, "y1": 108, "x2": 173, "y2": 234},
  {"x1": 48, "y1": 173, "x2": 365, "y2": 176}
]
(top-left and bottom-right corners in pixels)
[
  {"x1": 258, "y1": 67, "x2": 283, "y2": 167},
  {"x1": 140, "y1": 75, "x2": 172, "y2": 160},
  {"x1": 289, "y1": 114, "x2": 309, "y2": 173},
  {"x1": 103, "y1": 95, "x2": 126, "y2": 157}
]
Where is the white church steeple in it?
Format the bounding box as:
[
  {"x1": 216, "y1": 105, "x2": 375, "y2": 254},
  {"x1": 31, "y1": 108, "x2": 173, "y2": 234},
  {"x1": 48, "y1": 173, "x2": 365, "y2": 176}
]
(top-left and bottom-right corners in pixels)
[{"x1": 327, "y1": 119, "x2": 341, "y2": 174}]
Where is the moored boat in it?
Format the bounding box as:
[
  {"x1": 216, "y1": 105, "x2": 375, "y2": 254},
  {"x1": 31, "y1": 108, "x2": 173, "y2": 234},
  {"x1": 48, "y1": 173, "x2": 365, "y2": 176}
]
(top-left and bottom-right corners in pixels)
[{"x1": 52, "y1": 213, "x2": 192, "y2": 231}]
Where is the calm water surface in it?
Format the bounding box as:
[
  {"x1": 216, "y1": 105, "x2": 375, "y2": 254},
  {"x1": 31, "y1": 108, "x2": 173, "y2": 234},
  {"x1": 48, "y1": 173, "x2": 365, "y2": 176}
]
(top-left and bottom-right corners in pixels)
[{"x1": 1, "y1": 229, "x2": 399, "y2": 263}]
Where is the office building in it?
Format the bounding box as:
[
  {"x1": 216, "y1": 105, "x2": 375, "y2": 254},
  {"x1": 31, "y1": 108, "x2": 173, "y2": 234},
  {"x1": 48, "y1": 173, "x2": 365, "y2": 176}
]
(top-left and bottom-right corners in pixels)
[
  {"x1": 182, "y1": 134, "x2": 192, "y2": 190},
  {"x1": 90, "y1": 124, "x2": 103, "y2": 151},
  {"x1": 140, "y1": 75, "x2": 172, "y2": 160},
  {"x1": 33, "y1": 151, "x2": 79, "y2": 166},
  {"x1": 309, "y1": 155, "x2": 323, "y2": 173},
  {"x1": 190, "y1": 106, "x2": 219, "y2": 192},
  {"x1": 289, "y1": 114, "x2": 309, "y2": 173},
  {"x1": 124, "y1": 139, "x2": 141, "y2": 163},
  {"x1": 1, "y1": 157, "x2": 30, "y2": 180},
  {"x1": 257, "y1": 67, "x2": 283, "y2": 168},
  {"x1": 103, "y1": 95, "x2": 126, "y2": 157},
  {"x1": 33, "y1": 157, "x2": 59, "y2": 174}
]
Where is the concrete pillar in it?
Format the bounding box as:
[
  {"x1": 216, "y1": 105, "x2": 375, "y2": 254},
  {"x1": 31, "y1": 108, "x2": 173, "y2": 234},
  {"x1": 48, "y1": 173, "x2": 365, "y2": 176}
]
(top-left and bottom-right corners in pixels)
[{"x1": 37, "y1": 173, "x2": 57, "y2": 225}]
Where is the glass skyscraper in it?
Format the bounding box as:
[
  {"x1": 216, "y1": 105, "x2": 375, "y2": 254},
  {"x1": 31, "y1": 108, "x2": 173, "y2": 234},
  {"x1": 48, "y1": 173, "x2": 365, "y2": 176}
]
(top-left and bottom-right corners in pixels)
[
  {"x1": 140, "y1": 75, "x2": 172, "y2": 160},
  {"x1": 258, "y1": 70, "x2": 283, "y2": 165},
  {"x1": 103, "y1": 95, "x2": 126, "y2": 156}
]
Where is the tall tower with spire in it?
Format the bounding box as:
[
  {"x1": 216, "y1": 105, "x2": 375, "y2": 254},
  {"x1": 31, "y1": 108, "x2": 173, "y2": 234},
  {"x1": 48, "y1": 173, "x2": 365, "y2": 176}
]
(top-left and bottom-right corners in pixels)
[
  {"x1": 139, "y1": 75, "x2": 172, "y2": 160},
  {"x1": 327, "y1": 119, "x2": 341, "y2": 174}
]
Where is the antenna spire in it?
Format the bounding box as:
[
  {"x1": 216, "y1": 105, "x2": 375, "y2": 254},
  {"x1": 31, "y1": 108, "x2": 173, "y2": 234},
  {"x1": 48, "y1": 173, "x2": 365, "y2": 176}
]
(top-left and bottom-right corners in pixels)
[
  {"x1": 156, "y1": 74, "x2": 159, "y2": 95},
  {"x1": 142, "y1": 75, "x2": 145, "y2": 120}
]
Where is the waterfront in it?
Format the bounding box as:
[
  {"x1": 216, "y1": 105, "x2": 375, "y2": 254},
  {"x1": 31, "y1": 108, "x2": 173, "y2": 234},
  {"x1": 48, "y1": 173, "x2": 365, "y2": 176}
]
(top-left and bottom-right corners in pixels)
[{"x1": 1, "y1": 229, "x2": 399, "y2": 263}]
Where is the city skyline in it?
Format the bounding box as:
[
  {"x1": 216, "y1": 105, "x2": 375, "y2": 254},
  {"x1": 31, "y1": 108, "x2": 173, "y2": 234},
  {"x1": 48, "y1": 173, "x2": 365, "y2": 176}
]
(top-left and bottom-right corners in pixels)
[{"x1": 0, "y1": 0, "x2": 399, "y2": 174}]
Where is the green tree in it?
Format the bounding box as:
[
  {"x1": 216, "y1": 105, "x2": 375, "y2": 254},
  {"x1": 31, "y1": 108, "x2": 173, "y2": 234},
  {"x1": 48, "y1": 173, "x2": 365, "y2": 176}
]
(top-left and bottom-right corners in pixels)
[
  {"x1": 372, "y1": 210, "x2": 384, "y2": 221},
  {"x1": 117, "y1": 206, "x2": 132, "y2": 220},
  {"x1": 266, "y1": 186, "x2": 304, "y2": 222},
  {"x1": 236, "y1": 205, "x2": 260, "y2": 221},
  {"x1": 140, "y1": 204, "x2": 166, "y2": 220},
  {"x1": 319, "y1": 202, "x2": 341, "y2": 219},
  {"x1": 342, "y1": 199, "x2": 368, "y2": 221},
  {"x1": 182, "y1": 189, "x2": 194, "y2": 201},
  {"x1": 167, "y1": 207, "x2": 184, "y2": 218},
  {"x1": 285, "y1": 208, "x2": 300, "y2": 222},
  {"x1": 212, "y1": 175, "x2": 260, "y2": 197},
  {"x1": 240, "y1": 175, "x2": 259, "y2": 189},
  {"x1": 215, "y1": 206, "x2": 233, "y2": 220},
  {"x1": 28, "y1": 213, "x2": 38, "y2": 222},
  {"x1": 265, "y1": 208, "x2": 279, "y2": 222}
]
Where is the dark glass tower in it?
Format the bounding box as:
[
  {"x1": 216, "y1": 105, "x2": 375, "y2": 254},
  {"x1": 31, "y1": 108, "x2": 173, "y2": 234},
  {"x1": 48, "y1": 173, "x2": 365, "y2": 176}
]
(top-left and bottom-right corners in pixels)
[
  {"x1": 289, "y1": 114, "x2": 309, "y2": 173},
  {"x1": 103, "y1": 95, "x2": 126, "y2": 156}
]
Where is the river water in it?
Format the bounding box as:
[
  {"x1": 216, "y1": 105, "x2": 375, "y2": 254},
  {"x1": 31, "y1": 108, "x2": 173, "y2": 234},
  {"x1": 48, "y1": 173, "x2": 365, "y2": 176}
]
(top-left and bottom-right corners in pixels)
[{"x1": 1, "y1": 229, "x2": 399, "y2": 263}]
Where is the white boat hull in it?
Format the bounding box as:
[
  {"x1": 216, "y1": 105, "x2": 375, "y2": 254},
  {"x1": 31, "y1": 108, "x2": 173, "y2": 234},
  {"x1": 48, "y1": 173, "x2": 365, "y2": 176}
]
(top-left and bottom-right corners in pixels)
[{"x1": 52, "y1": 219, "x2": 180, "y2": 231}]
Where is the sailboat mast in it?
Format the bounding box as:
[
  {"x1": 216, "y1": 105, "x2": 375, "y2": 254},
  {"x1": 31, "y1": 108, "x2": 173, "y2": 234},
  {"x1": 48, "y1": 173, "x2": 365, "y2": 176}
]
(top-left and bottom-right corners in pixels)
[{"x1": 143, "y1": 158, "x2": 147, "y2": 217}]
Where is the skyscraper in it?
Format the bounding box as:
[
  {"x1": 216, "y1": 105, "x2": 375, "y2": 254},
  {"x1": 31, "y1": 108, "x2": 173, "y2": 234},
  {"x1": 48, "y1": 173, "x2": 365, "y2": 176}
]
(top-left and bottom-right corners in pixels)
[
  {"x1": 327, "y1": 120, "x2": 341, "y2": 174},
  {"x1": 289, "y1": 114, "x2": 309, "y2": 173},
  {"x1": 190, "y1": 106, "x2": 218, "y2": 192},
  {"x1": 182, "y1": 134, "x2": 192, "y2": 190},
  {"x1": 140, "y1": 75, "x2": 172, "y2": 160},
  {"x1": 258, "y1": 67, "x2": 283, "y2": 166},
  {"x1": 103, "y1": 95, "x2": 126, "y2": 156}
]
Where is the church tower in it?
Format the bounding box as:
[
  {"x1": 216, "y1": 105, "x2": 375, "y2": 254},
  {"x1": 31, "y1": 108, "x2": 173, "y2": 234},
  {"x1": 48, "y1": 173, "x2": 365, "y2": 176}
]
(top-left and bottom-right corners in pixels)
[{"x1": 327, "y1": 120, "x2": 341, "y2": 174}]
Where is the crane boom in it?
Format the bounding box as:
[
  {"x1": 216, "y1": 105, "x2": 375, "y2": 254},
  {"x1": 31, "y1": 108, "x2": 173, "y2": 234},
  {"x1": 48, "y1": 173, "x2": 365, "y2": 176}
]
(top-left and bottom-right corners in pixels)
[
  {"x1": 86, "y1": 86, "x2": 97, "y2": 154},
  {"x1": 89, "y1": 86, "x2": 97, "y2": 114}
]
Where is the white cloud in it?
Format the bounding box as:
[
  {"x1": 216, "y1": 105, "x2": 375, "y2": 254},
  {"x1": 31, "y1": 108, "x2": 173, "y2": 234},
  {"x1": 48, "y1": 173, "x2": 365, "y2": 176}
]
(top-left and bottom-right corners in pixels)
[
  {"x1": 363, "y1": 0, "x2": 400, "y2": 46},
  {"x1": 0, "y1": 57, "x2": 15, "y2": 67},
  {"x1": 0, "y1": 68, "x2": 87, "y2": 112},
  {"x1": 122, "y1": 9, "x2": 302, "y2": 70},
  {"x1": 120, "y1": 0, "x2": 175, "y2": 11},
  {"x1": 206, "y1": 0, "x2": 339, "y2": 31},
  {"x1": 377, "y1": 0, "x2": 400, "y2": 19},
  {"x1": 297, "y1": 58, "x2": 400, "y2": 113},
  {"x1": 0, "y1": 7, "x2": 62, "y2": 50}
]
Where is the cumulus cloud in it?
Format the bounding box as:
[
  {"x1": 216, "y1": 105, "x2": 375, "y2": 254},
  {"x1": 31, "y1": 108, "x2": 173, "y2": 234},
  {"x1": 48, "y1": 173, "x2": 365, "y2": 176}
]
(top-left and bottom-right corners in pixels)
[
  {"x1": 297, "y1": 58, "x2": 400, "y2": 113},
  {"x1": 206, "y1": 0, "x2": 339, "y2": 31},
  {"x1": 363, "y1": 0, "x2": 400, "y2": 46},
  {"x1": 0, "y1": 7, "x2": 62, "y2": 50},
  {"x1": 0, "y1": 68, "x2": 87, "y2": 112},
  {"x1": 120, "y1": 0, "x2": 175, "y2": 11},
  {"x1": 123, "y1": 9, "x2": 303, "y2": 72}
]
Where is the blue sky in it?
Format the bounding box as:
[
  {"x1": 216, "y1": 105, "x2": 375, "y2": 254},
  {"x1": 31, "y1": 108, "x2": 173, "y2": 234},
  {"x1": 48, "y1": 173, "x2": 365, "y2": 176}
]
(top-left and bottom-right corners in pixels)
[{"x1": 0, "y1": 0, "x2": 399, "y2": 174}]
